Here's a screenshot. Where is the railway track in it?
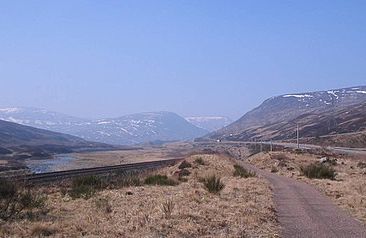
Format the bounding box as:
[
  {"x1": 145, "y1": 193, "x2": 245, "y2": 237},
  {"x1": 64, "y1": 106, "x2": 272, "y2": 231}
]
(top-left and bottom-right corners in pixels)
[{"x1": 6, "y1": 159, "x2": 182, "y2": 184}]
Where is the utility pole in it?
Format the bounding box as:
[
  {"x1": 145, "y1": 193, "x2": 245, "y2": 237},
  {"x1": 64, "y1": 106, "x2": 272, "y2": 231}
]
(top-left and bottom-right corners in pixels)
[
  {"x1": 297, "y1": 123, "x2": 300, "y2": 149},
  {"x1": 260, "y1": 141, "x2": 263, "y2": 152},
  {"x1": 270, "y1": 141, "x2": 273, "y2": 152}
]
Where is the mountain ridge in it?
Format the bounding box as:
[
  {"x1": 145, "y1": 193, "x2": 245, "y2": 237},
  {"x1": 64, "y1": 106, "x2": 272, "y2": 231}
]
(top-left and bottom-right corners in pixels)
[
  {"x1": 0, "y1": 109, "x2": 207, "y2": 145},
  {"x1": 206, "y1": 85, "x2": 366, "y2": 141}
]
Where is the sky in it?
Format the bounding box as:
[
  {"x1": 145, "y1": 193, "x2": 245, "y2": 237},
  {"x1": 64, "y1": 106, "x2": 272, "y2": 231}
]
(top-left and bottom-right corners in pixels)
[{"x1": 0, "y1": 1, "x2": 365, "y2": 120}]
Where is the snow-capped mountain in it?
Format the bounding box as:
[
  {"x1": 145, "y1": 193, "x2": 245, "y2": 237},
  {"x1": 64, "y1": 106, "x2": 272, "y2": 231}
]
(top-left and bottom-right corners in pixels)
[
  {"x1": 185, "y1": 116, "x2": 232, "y2": 132},
  {"x1": 0, "y1": 108, "x2": 207, "y2": 145},
  {"x1": 207, "y1": 86, "x2": 366, "y2": 141}
]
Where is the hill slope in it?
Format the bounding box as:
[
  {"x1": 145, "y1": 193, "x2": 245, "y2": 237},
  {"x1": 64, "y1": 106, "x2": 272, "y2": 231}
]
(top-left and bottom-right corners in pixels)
[
  {"x1": 208, "y1": 86, "x2": 366, "y2": 141},
  {"x1": 0, "y1": 119, "x2": 116, "y2": 171},
  {"x1": 0, "y1": 109, "x2": 207, "y2": 145},
  {"x1": 0, "y1": 119, "x2": 110, "y2": 151}
]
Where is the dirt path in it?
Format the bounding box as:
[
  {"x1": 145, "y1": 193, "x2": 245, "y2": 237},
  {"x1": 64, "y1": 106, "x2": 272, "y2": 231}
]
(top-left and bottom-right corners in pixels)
[{"x1": 240, "y1": 161, "x2": 366, "y2": 238}]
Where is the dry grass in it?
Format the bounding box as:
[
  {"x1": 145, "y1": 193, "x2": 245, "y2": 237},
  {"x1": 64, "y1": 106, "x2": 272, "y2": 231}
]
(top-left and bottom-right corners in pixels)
[
  {"x1": 2, "y1": 154, "x2": 280, "y2": 237},
  {"x1": 248, "y1": 151, "x2": 366, "y2": 224}
]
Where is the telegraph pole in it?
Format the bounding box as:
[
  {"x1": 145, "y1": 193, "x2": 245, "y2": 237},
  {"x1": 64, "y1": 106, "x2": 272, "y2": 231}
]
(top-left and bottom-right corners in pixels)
[
  {"x1": 260, "y1": 141, "x2": 263, "y2": 152},
  {"x1": 270, "y1": 140, "x2": 273, "y2": 152},
  {"x1": 297, "y1": 123, "x2": 300, "y2": 149}
]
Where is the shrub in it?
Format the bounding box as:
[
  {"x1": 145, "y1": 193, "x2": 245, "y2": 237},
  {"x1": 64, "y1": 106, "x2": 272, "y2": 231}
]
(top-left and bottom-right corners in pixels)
[
  {"x1": 300, "y1": 163, "x2": 336, "y2": 180},
  {"x1": 178, "y1": 160, "x2": 192, "y2": 169},
  {"x1": 161, "y1": 200, "x2": 174, "y2": 219},
  {"x1": 203, "y1": 175, "x2": 225, "y2": 194},
  {"x1": 233, "y1": 164, "x2": 256, "y2": 178},
  {"x1": 69, "y1": 176, "x2": 103, "y2": 199},
  {"x1": 194, "y1": 157, "x2": 205, "y2": 165},
  {"x1": 144, "y1": 175, "x2": 178, "y2": 186},
  {"x1": 0, "y1": 178, "x2": 47, "y2": 221}
]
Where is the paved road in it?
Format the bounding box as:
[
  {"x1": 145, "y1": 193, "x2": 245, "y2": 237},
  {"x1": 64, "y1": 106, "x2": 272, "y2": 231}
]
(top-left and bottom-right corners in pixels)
[
  {"x1": 240, "y1": 161, "x2": 366, "y2": 238},
  {"x1": 269, "y1": 142, "x2": 366, "y2": 156},
  {"x1": 204, "y1": 140, "x2": 366, "y2": 156}
]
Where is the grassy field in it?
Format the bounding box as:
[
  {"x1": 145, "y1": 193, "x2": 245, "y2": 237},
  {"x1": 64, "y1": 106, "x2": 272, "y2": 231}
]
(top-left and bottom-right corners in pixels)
[{"x1": 0, "y1": 153, "x2": 279, "y2": 237}]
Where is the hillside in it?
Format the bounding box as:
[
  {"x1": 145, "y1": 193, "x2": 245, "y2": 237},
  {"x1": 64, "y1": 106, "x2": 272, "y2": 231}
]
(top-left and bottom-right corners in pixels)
[
  {"x1": 0, "y1": 119, "x2": 111, "y2": 153},
  {"x1": 0, "y1": 109, "x2": 207, "y2": 145},
  {"x1": 207, "y1": 86, "x2": 366, "y2": 141},
  {"x1": 0, "y1": 119, "x2": 116, "y2": 171}
]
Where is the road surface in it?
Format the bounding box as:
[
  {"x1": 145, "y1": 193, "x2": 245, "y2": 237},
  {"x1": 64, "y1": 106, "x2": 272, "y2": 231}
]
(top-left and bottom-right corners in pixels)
[
  {"x1": 240, "y1": 161, "x2": 366, "y2": 238},
  {"x1": 201, "y1": 140, "x2": 366, "y2": 156}
]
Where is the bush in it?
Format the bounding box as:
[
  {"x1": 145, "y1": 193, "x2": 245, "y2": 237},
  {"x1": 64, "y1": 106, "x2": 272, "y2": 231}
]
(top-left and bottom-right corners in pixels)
[
  {"x1": 69, "y1": 176, "x2": 103, "y2": 199},
  {"x1": 144, "y1": 175, "x2": 178, "y2": 186},
  {"x1": 0, "y1": 178, "x2": 47, "y2": 221},
  {"x1": 203, "y1": 175, "x2": 225, "y2": 194},
  {"x1": 194, "y1": 157, "x2": 205, "y2": 165},
  {"x1": 233, "y1": 164, "x2": 256, "y2": 178},
  {"x1": 178, "y1": 160, "x2": 192, "y2": 169},
  {"x1": 300, "y1": 163, "x2": 336, "y2": 180}
]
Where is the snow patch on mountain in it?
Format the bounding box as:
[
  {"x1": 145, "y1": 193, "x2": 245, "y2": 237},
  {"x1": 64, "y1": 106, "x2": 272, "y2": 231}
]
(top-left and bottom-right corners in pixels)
[{"x1": 283, "y1": 94, "x2": 313, "y2": 98}]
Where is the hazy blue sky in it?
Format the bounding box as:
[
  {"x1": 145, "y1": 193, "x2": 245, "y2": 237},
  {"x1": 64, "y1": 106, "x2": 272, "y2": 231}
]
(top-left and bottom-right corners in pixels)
[{"x1": 1, "y1": 1, "x2": 365, "y2": 119}]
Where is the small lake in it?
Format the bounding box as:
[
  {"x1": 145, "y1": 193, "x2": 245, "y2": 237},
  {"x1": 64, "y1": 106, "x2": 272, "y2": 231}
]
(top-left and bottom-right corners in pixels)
[{"x1": 26, "y1": 154, "x2": 76, "y2": 173}]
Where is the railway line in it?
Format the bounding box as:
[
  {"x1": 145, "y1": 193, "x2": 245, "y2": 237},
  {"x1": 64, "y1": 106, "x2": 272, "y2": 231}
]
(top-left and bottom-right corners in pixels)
[{"x1": 5, "y1": 158, "x2": 182, "y2": 184}]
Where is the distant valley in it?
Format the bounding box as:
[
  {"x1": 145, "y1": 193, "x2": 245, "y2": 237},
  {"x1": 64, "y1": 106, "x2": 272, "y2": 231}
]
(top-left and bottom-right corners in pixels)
[{"x1": 185, "y1": 116, "x2": 232, "y2": 132}]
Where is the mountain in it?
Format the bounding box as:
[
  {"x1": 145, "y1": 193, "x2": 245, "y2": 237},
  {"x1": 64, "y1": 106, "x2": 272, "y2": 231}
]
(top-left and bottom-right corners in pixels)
[
  {"x1": 0, "y1": 119, "x2": 115, "y2": 171},
  {"x1": 185, "y1": 116, "x2": 232, "y2": 132},
  {"x1": 0, "y1": 109, "x2": 207, "y2": 145},
  {"x1": 207, "y1": 86, "x2": 366, "y2": 141}
]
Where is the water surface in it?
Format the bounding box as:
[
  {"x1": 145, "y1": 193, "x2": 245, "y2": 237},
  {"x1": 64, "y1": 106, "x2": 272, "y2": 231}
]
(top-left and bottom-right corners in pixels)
[{"x1": 26, "y1": 154, "x2": 76, "y2": 173}]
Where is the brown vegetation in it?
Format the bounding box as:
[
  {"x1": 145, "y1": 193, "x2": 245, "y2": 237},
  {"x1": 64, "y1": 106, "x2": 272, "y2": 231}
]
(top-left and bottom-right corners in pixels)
[{"x1": 1, "y1": 154, "x2": 279, "y2": 237}]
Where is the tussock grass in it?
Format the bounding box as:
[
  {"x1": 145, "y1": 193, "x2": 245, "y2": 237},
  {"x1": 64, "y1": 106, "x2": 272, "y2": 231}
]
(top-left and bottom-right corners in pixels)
[
  {"x1": 357, "y1": 162, "x2": 366, "y2": 169},
  {"x1": 31, "y1": 224, "x2": 58, "y2": 237},
  {"x1": 300, "y1": 163, "x2": 336, "y2": 180},
  {"x1": 178, "y1": 160, "x2": 192, "y2": 169},
  {"x1": 144, "y1": 175, "x2": 178, "y2": 186},
  {"x1": 233, "y1": 164, "x2": 256, "y2": 178},
  {"x1": 203, "y1": 175, "x2": 225, "y2": 194},
  {"x1": 161, "y1": 200, "x2": 175, "y2": 219},
  {"x1": 69, "y1": 176, "x2": 103, "y2": 199},
  {"x1": 194, "y1": 157, "x2": 205, "y2": 165},
  {"x1": 95, "y1": 197, "x2": 112, "y2": 214},
  {"x1": 0, "y1": 178, "x2": 47, "y2": 221}
]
